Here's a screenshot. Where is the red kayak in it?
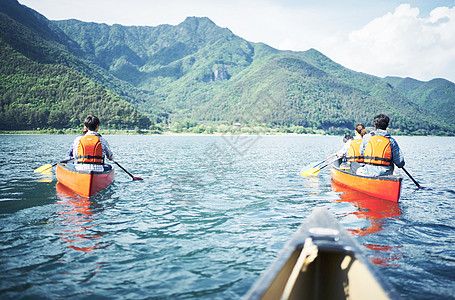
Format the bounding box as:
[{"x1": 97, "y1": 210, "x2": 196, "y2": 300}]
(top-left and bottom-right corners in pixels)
[
  {"x1": 56, "y1": 163, "x2": 114, "y2": 197},
  {"x1": 330, "y1": 159, "x2": 402, "y2": 202}
]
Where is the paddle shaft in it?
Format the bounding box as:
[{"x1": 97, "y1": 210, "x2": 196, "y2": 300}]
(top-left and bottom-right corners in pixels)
[
  {"x1": 35, "y1": 158, "x2": 72, "y2": 173},
  {"x1": 401, "y1": 167, "x2": 422, "y2": 189},
  {"x1": 315, "y1": 153, "x2": 336, "y2": 167},
  {"x1": 302, "y1": 158, "x2": 339, "y2": 176},
  {"x1": 114, "y1": 161, "x2": 142, "y2": 180},
  {"x1": 301, "y1": 153, "x2": 336, "y2": 174},
  {"x1": 317, "y1": 158, "x2": 338, "y2": 171}
]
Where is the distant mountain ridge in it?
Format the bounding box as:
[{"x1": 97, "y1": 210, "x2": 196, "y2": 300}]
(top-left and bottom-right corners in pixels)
[
  {"x1": 1, "y1": 0, "x2": 454, "y2": 134},
  {"x1": 384, "y1": 76, "x2": 455, "y2": 125}
]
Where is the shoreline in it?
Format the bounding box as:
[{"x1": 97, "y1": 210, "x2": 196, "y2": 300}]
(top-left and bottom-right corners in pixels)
[
  {"x1": 1, "y1": 129, "x2": 452, "y2": 137},
  {"x1": 0, "y1": 130, "x2": 325, "y2": 137}
]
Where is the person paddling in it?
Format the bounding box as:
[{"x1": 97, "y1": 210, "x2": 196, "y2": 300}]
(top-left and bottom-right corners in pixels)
[
  {"x1": 67, "y1": 116, "x2": 114, "y2": 172},
  {"x1": 346, "y1": 123, "x2": 367, "y2": 163},
  {"x1": 356, "y1": 114, "x2": 405, "y2": 176},
  {"x1": 337, "y1": 124, "x2": 367, "y2": 161}
]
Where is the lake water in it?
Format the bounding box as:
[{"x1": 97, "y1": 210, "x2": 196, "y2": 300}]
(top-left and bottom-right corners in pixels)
[{"x1": 0, "y1": 134, "x2": 454, "y2": 299}]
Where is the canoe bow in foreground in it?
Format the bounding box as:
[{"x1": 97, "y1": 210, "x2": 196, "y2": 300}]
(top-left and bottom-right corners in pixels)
[
  {"x1": 245, "y1": 208, "x2": 399, "y2": 300},
  {"x1": 331, "y1": 159, "x2": 402, "y2": 202},
  {"x1": 56, "y1": 163, "x2": 114, "y2": 197}
]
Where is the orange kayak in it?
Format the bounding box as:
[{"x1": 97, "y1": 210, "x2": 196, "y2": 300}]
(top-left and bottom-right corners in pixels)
[
  {"x1": 330, "y1": 159, "x2": 402, "y2": 202},
  {"x1": 56, "y1": 163, "x2": 114, "y2": 197}
]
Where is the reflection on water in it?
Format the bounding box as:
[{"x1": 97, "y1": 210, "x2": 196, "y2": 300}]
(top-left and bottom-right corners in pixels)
[
  {"x1": 331, "y1": 181, "x2": 402, "y2": 266},
  {"x1": 36, "y1": 172, "x2": 53, "y2": 183},
  {"x1": 55, "y1": 183, "x2": 105, "y2": 252}
]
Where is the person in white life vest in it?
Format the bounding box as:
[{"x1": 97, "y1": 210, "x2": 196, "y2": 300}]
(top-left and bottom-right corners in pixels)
[
  {"x1": 337, "y1": 124, "x2": 367, "y2": 162},
  {"x1": 356, "y1": 114, "x2": 405, "y2": 176},
  {"x1": 336, "y1": 133, "x2": 353, "y2": 160},
  {"x1": 68, "y1": 116, "x2": 114, "y2": 172}
]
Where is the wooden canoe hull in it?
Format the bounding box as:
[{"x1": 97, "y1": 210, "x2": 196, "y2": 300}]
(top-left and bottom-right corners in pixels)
[
  {"x1": 331, "y1": 160, "x2": 402, "y2": 202},
  {"x1": 56, "y1": 163, "x2": 114, "y2": 197},
  {"x1": 245, "y1": 208, "x2": 399, "y2": 300}
]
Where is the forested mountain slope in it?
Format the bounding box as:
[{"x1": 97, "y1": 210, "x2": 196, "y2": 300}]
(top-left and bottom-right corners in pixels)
[
  {"x1": 0, "y1": 0, "x2": 150, "y2": 129},
  {"x1": 54, "y1": 17, "x2": 454, "y2": 134},
  {"x1": 1, "y1": 0, "x2": 454, "y2": 134},
  {"x1": 384, "y1": 76, "x2": 455, "y2": 126}
]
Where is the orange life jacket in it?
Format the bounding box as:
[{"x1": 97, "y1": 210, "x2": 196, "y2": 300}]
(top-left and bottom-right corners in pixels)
[
  {"x1": 346, "y1": 139, "x2": 363, "y2": 162},
  {"x1": 363, "y1": 135, "x2": 392, "y2": 166},
  {"x1": 77, "y1": 134, "x2": 104, "y2": 164}
]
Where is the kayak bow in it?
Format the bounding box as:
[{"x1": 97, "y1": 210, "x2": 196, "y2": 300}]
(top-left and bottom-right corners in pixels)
[{"x1": 245, "y1": 208, "x2": 399, "y2": 300}]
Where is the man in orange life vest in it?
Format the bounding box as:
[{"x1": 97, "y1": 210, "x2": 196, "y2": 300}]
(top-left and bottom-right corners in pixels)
[
  {"x1": 68, "y1": 116, "x2": 114, "y2": 172},
  {"x1": 356, "y1": 114, "x2": 405, "y2": 176}
]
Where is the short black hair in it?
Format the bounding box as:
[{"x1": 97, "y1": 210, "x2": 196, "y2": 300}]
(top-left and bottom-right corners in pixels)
[
  {"x1": 343, "y1": 133, "x2": 353, "y2": 143},
  {"x1": 374, "y1": 114, "x2": 389, "y2": 130},
  {"x1": 84, "y1": 115, "x2": 100, "y2": 131}
]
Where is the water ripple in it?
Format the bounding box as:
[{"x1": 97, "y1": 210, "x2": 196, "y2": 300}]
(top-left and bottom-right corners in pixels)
[{"x1": 1, "y1": 135, "x2": 455, "y2": 299}]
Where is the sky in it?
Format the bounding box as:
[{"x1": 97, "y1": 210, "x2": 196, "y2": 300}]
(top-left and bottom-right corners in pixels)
[{"x1": 18, "y1": 0, "x2": 455, "y2": 82}]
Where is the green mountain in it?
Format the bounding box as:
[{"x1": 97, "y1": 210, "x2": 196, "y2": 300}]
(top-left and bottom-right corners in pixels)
[
  {"x1": 384, "y1": 76, "x2": 455, "y2": 126},
  {"x1": 54, "y1": 16, "x2": 453, "y2": 134},
  {"x1": 0, "y1": 0, "x2": 151, "y2": 130},
  {"x1": 1, "y1": 0, "x2": 454, "y2": 135}
]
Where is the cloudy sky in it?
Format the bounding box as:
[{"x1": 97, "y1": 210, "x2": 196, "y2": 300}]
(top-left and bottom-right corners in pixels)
[{"x1": 19, "y1": 0, "x2": 455, "y2": 82}]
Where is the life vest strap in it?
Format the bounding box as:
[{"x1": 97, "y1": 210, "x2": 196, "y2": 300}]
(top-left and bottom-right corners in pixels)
[
  {"x1": 77, "y1": 155, "x2": 104, "y2": 159},
  {"x1": 364, "y1": 156, "x2": 392, "y2": 164},
  {"x1": 346, "y1": 156, "x2": 363, "y2": 160},
  {"x1": 76, "y1": 155, "x2": 104, "y2": 165}
]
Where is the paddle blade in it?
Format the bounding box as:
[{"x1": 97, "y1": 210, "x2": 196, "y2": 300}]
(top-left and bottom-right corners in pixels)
[
  {"x1": 133, "y1": 177, "x2": 143, "y2": 181},
  {"x1": 41, "y1": 169, "x2": 53, "y2": 174},
  {"x1": 300, "y1": 162, "x2": 319, "y2": 173},
  {"x1": 300, "y1": 168, "x2": 320, "y2": 177},
  {"x1": 34, "y1": 164, "x2": 53, "y2": 173}
]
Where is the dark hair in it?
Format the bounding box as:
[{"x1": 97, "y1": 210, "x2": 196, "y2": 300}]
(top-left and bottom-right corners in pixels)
[
  {"x1": 343, "y1": 133, "x2": 353, "y2": 143},
  {"x1": 355, "y1": 123, "x2": 367, "y2": 137},
  {"x1": 84, "y1": 115, "x2": 100, "y2": 131},
  {"x1": 373, "y1": 114, "x2": 389, "y2": 130}
]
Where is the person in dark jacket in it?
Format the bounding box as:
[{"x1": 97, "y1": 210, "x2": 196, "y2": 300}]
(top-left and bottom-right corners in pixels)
[{"x1": 356, "y1": 114, "x2": 405, "y2": 176}]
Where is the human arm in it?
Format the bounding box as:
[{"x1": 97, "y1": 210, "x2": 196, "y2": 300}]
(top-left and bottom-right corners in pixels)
[
  {"x1": 101, "y1": 137, "x2": 114, "y2": 160},
  {"x1": 68, "y1": 145, "x2": 73, "y2": 158},
  {"x1": 390, "y1": 137, "x2": 405, "y2": 168},
  {"x1": 336, "y1": 141, "x2": 350, "y2": 158},
  {"x1": 359, "y1": 133, "x2": 371, "y2": 155},
  {"x1": 66, "y1": 136, "x2": 81, "y2": 162}
]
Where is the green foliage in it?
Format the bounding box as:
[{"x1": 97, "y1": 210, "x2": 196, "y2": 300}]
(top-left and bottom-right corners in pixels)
[
  {"x1": 0, "y1": 7, "x2": 151, "y2": 130},
  {"x1": 53, "y1": 15, "x2": 455, "y2": 134},
  {"x1": 384, "y1": 76, "x2": 455, "y2": 126},
  {"x1": 1, "y1": 0, "x2": 454, "y2": 135}
]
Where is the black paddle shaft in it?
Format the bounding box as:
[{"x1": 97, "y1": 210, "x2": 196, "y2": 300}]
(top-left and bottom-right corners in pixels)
[
  {"x1": 402, "y1": 167, "x2": 422, "y2": 189},
  {"x1": 114, "y1": 161, "x2": 143, "y2": 181}
]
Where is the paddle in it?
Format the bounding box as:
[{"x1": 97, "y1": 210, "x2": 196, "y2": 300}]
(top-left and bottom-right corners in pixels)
[
  {"x1": 300, "y1": 154, "x2": 336, "y2": 176},
  {"x1": 301, "y1": 157, "x2": 338, "y2": 176},
  {"x1": 401, "y1": 167, "x2": 423, "y2": 189},
  {"x1": 34, "y1": 158, "x2": 72, "y2": 174},
  {"x1": 113, "y1": 161, "x2": 143, "y2": 181}
]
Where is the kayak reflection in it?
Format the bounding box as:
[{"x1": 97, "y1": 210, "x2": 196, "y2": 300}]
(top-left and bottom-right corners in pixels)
[
  {"x1": 55, "y1": 182, "x2": 105, "y2": 252},
  {"x1": 332, "y1": 181, "x2": 402, "y2": 266}
]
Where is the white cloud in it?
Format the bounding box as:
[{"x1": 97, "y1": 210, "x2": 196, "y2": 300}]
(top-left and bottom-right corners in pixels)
[{"x1": 322, "y1": 4, "x2": 455, "y2": 81}]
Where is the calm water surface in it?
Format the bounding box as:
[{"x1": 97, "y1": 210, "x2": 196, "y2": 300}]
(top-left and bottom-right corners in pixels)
[{"x1": 0, "y1": 135, "x2": 454, "y2": 299}]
